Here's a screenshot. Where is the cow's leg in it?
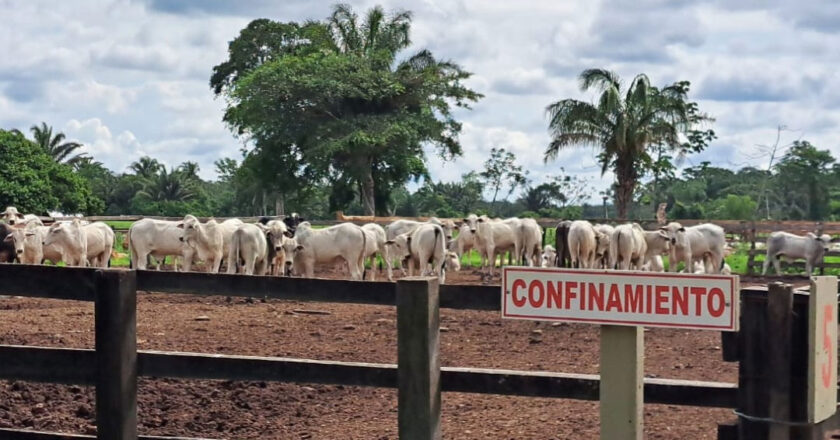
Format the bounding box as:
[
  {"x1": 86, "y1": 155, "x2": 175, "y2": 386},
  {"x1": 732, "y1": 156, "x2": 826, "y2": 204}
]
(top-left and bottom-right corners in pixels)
[
  {"x1": 773, "y1": 254, "x2": 782, "y2": 276},
  {"x1": 761, "y1": 254, "x2": 771, "y2": 275},
  {"x1": 805, "y1": 259, "x2": 813, "y2": 277}
]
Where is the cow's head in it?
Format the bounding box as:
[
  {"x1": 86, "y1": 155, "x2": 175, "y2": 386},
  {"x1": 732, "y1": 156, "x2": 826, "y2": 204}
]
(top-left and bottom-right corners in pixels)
[
  {"x1": 176, "y1": 215, "x2": 202, "y2": 244},
  {"x1": 264, "y1": 220, "x2": 289, "y2": 252},
  {"x1": 813, "y1": 233, "x2": 832, "y2": 254},
  {"x1": 439, "y1": 219, "x2": 456, "y2": 242},
  {"x1": 660, "y1": 222, "x2": 685, "y2": 246},
  {"x1": 462, "y1": 214, "x2": 481, "y2": 234},
  {"x1": 44, "y1": 220, "x2": 83, "y2": 250},
  {"x1": 2, "y1": 206, "x2": 25, "y2": 225},
  {"x1": 4, "y1": 226, "x2": 34, "y2": 256},
  {"x1": 277, "y1": 236, "x2": 303, "y2": 273},
  {"x1": 385, "y1": 233, "x2": 412, "y2": 265},
  {"x1": 541, "y1": 245, "x2": 557, "y2": 268},
  {"x1": 282, "y1": 213, "x2": 304, "y2": 237},
  {"x1": 444, "y1": 251, "x2": 461, "y2": 272}
]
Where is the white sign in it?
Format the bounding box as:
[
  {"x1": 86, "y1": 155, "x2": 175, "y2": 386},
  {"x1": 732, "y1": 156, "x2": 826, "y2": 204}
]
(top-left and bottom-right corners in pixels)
[
  {"x1": 502, "y1": 267, "x2": 739, "y2": 331},
  {"x1": 808, "y1": 276, "x2": 838, "y2": 423}
]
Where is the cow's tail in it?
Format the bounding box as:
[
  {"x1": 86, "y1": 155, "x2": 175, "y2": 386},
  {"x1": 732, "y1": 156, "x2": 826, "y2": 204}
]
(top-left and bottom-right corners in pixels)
[
  {"x1": 126, "y1": 227, "x2": 135, "y2": 269},
  {"x1": 227, "y1": 230, "x2": 241, "y2": 274},
  {"x1": 612, "y1": 229, "x2": 621, "y2": 269},
  {"x1": 434, "y1": 226, "x2": 448, "y2": 273},
  {"x1": 358, "y1": 226, "x2": 367, "y2": 280}
]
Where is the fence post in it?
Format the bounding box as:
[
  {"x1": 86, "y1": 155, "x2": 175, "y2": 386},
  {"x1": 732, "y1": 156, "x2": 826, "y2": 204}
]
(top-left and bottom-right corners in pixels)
[
  {"x1": 396, "y1": 277, "x2": 441, "y2": 440},
  {"x1": 767, "y1": 283, "x2": 793, "y2": 440},
  {"x1": 94, "y1": 269, "x2": 137, "y2": 440}
]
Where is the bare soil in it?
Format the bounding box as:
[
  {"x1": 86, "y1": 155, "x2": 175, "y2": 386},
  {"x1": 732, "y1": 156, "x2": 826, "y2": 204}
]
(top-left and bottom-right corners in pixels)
[{"x1": 0, "y1": 264, "x2": 751, "y2": 439}]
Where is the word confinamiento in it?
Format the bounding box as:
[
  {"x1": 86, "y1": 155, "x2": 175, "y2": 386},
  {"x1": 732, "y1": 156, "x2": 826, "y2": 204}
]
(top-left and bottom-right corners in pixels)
[{"x1": 508, "y1": 279, "x2": 727, "y2": 318}]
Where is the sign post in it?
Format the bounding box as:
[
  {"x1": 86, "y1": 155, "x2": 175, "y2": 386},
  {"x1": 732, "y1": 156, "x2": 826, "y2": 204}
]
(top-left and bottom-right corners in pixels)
[
  {"x1": 807, "y1": 276, "x2": 837, "y2": 423},
  {"x1": 502, "y1": 267, "x2": 739, "y2": 439}
]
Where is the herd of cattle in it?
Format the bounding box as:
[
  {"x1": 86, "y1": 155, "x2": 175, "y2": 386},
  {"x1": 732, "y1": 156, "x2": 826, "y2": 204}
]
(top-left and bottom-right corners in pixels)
[{"x1": 0, "y1": 205, "x2": 835, "y2": 280}]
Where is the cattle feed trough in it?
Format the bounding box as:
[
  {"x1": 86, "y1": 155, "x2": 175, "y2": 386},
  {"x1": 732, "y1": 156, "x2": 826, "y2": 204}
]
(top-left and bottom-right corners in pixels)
[{"x1": 1, "y1": 264, "x2": 839, "y2": 439}]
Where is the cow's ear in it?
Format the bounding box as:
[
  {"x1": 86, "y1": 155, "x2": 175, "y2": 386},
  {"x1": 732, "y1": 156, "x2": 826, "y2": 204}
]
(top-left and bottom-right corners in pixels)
[
  {"x1": 462, "y1": 218, "x2": 468, "y2": 223},
  {"x1": 385, "y1": 240, "x2": 395, "y2": 245},
  {"x1": 2, "y1": 235, "x2": 12, "y2": 242},
  {"x1": 677, "y1": 227, "x2": 685, "y2": 232},
  {"x1": 296, "y1": 245, "x2": 304, "y2": 251},
  {"x1": 176, "y1": 223, "x2": 184, "y2": 229},
  {"x1": 15, "y1": 213, "x2": 24, "y2": 219},
  {"x1": 477, "y1": 218, "x2": 484, "y2": 223}
]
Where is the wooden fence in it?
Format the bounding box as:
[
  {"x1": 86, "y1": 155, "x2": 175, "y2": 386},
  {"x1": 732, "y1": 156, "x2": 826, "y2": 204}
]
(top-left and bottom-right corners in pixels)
[{"x1": 0, "y1": 265, "x2": 748, "y2": 440}]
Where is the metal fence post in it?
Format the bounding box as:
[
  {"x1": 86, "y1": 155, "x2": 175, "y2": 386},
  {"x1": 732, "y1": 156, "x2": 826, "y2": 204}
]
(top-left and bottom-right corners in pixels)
[
  {"x1": 396, "y1": 277, "x2": 441, "y2": 440},
  {"x1": 95, "y1": 269, "x2": 137, "y2": 440}
]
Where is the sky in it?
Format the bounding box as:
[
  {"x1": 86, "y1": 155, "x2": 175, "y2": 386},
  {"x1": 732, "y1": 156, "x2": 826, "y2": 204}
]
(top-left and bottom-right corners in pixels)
[{"x1": 1, "y1": 0, "x2": 838, "y2": 202}]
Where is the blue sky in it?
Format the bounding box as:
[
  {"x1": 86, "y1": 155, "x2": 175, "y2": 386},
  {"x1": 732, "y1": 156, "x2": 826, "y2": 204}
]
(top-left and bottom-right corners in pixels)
[{"x1": 1, "y1": 0, "x2": 837, "y2": 202}]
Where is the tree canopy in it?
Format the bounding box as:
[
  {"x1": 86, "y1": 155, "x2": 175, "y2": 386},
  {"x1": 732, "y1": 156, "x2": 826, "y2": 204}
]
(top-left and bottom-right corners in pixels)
[
  {"x1": 545, "y1": 68, "x2": 714, "y2": 218},
  {"x1": 212, "y1": 4, "x2": 481, "y2": 215}
]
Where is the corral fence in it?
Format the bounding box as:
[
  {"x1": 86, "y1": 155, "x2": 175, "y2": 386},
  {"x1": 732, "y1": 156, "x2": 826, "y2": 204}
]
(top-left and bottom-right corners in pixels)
[{"x1": 0, "y1": 266, "x2": 838, "y2": 439}]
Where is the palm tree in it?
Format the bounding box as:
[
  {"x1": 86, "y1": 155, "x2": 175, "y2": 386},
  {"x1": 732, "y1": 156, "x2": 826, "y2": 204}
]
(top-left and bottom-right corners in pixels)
[
  {"x1": 137, "y1": 168, "x2": 194, "y2": 202},
  {"x1": 26, "y1": 122, "x2": 88, "y2": 166},
  {"x1": 129, "y1": 156, "x2": 164, "y2": 180},
  {"x1": 545, "y1": 69, "x2": 712, "y2": 219}
]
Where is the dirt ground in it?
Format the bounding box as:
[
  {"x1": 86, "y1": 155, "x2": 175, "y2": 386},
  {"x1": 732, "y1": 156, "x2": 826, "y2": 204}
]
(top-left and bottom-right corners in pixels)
[{"x1": 0, "y1": 264, "x2": 779, "y2": 439}]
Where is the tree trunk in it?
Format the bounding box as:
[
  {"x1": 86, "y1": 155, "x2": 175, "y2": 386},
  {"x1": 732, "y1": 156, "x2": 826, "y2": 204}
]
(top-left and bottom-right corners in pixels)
[
  {"x1": 361, "y1": 164, "x2": 375, "y2": 216},
  {"x1": 275, "y1": 192, "x2": 285, "y2": 217},
  {"x1": 615, "y1": 157, "x2": 637, "y2": 220}
]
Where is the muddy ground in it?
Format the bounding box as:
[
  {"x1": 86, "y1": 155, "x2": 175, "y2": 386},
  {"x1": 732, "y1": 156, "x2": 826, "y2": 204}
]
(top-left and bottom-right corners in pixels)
[{"x1": 0, "y1": 264, "x2": 803, "y2": 439}]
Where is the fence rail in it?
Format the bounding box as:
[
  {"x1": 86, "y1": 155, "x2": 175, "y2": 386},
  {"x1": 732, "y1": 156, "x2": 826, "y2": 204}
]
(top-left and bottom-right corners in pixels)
[{"x1": 0, "y1": 265, "x2": 743, "y2": 439}]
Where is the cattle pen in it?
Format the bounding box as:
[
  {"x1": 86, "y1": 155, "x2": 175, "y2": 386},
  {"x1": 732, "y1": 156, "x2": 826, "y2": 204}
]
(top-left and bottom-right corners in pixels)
[{"x1": 1, "y1": 265, "x2": 839, "y2": 439}]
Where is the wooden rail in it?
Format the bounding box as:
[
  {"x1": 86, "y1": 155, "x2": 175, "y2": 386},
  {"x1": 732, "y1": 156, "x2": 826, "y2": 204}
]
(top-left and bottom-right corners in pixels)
[{"x1": 0, "y1": 265, "x2": 742, "y2": 439}]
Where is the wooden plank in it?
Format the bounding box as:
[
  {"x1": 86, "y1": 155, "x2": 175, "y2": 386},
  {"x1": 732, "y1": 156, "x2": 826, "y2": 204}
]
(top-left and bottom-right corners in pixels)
[
  {"x1": 396, "y1": 277, "x2": 441, "y2": 440},
  {"x1": 0, "y1": 345, "x2": 95, "y2": 384},
  {"x1": 0, "y1": 264, "x2": 97, "y2": 301},
  {"x1": 138, "y1": 351, "x2": 398, "y2": 388},
  {"x1": 600, "y1": 325, "x2": 643, "y2": 440},
  {"x1": 808, "y1": 276, "x2": 838, "y2": 423},
  {"x1": 0, "y1": 346, "x2": 737, "y2": 407},
  {"x1": 0, "y1": 428, "x2": 215, "y2": 440},
  {"x1": 767, "y1": 283, "x2": 793, "y2": 440},
  {"x1": 136, "y1": 270, "x2": 396, "y2": 306},
  {"x1": 137, "y1": 270, "x2": 501, "y2": 311},
  {"x1": 94, "y1": 270, "x2": 137, "y2": 440}
]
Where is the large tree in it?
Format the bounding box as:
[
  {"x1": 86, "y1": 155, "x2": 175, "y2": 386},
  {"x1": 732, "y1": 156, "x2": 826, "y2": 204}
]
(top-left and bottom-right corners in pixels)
[
  {"x1": 774, "y1": 140, "x2": 835, "y2": 220},
  {"x1": 544, "y1": 69, "x2": 714, "y2": 218},
  {"x1": 0, "y1": 129, "x2": 100, "y2": 214},
  {"x1": 213, "y1": 4, "x2": 481, "y2": 215}
]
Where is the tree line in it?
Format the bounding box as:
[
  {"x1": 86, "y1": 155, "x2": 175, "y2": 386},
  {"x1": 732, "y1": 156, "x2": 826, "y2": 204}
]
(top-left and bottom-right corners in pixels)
[{"x1": 0, "y1": 4, "x2": 833, "y2": 222}]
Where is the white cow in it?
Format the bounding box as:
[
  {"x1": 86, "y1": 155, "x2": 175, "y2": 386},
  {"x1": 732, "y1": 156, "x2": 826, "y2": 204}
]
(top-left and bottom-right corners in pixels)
[
  {"x1": 178, "y1": 215, "x2": 224, "y2": 272},
  {"x1": 226, "y1": 223, "x2": 272, "y2": 275},
  {"x1": 693, "y1": 260, "x2": 732, "y2": 275},
  {"x1": 3, "y1": 224, "x2": 62, "y2": 264},
  {"x1": 444, "y1": 251, "x2": 461, "y2": 272},
  {"x1": 449, "y1": 223, "x2": 480, "y2": 268},
  {"x1": 43, "y1": 220, "x2": 114, "y2": 267},
  {"x1": 519, "y1": 218, "x2": 543, "y2": 267},
  {"x1": 462, "y1": 215, "x2": 522, "y2": 276},
  {"x1": 662, "y1": 222, "x2": 726, "y2": 274},
  {"x1": 762, "y1": 231, "x2": 832, "y2": 276},
  {"x1": 568, "y1": 220, "x2": 602, "y2": 269},
  {"x1": 262, "y1": 220, "x2": 290, "y2": 276},
  {"x1": 361, "y1": 223, "x2": 387, "y2": 280},
  {"x1": 384, "y1": 217, "x2": 455, "y2": 280},
  {"x1": 276, "y1": 235, "x2": 302, "y2": 275},
  {"x1": 293, "y1": 222, "x2": 367, "y2": 280},
  {"x1": 642, "y1": 229, "x2": 671, "y2": 272},
  {"x1": 593, "y1": 224, "x2": 615, "y2": 268},
  {"x1": 541, "y1": 244, "x2": 557, "y2": 268},
  {"x1": 384, "y1": 223, "x2": 446, "y2": 282},
  {"x1": 128, "y1": 218, "x2": 192, "y2": 270},
  {"x1": 1, "y1": 206, "x2": 43, "y2": 226},
  {"x1": 609, "y1": 223, "x2": 648, "y2": 270}
]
